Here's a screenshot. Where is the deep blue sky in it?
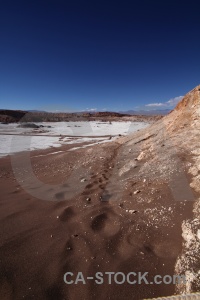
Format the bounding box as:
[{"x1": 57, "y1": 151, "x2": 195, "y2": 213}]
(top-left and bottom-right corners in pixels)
[{"x1": 0, "y1": 0, "x2": 200, "y2": 111}]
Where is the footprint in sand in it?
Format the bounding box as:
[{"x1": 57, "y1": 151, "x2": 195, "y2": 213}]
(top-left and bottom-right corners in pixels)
[
  {"x1": 59, "y1": 206, "x2": 75, "y2": 222},
  {"x1": 91, "y1": 213, "x2": 107, "y2": 231},
  {"x1": 91, "y1": 212, "x2": 121, "y2": 236},
  {"x1": 55, "y1": 192, "x2": 65, "y2": 200},
  {"x1": 85, "y1": 183, "x2": 94, "y2": 189}
]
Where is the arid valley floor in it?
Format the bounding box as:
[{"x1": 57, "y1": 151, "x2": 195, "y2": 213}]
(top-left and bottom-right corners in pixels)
[{"x1": 0, "y1": 86, "x2": 200, "y2": 299}]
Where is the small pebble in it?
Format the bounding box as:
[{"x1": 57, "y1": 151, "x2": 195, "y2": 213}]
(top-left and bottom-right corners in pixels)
[
  {"x1": 134, "y1": 190, "x2": 141, "y2": 195},
  {"x1": 129, "y1": 210, "x2": 137, "y2": 214}
]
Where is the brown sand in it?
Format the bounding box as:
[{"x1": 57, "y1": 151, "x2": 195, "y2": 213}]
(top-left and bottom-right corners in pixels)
[
  {"x1": 1, "y1": 85, "x2": 200, "y2": 299},
  {"x1": 0, "y1": 130, "x2": 194, "y2": 300}
]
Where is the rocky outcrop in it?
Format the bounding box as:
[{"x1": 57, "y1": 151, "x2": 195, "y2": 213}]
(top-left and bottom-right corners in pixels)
[{"x1": 0, "y1": 110, "x2": 26, "y2": 123}]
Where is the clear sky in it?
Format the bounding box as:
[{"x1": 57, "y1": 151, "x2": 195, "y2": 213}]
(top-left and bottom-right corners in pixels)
[{"x1": 0, "y1": 0, "x2": 200, "y2": 112}]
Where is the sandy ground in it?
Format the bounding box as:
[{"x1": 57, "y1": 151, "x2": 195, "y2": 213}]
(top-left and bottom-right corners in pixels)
[
  {"x1": 0, "y1": 86, "x2": 200, "y2": 300},
  {"x1": 0, "y1": 132, "x2": 194, "y2": 300}
]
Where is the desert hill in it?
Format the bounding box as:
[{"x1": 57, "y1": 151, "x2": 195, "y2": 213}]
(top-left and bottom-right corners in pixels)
[
  {"x1": 0, "y1": 109, "x2": 26, "y2": 123},
  {"x1": 119, "y1": 84, "x2": 200, "y2": 294},
  {"x1": 0, "y1": 109, "x2": 162, "y2": 123}
]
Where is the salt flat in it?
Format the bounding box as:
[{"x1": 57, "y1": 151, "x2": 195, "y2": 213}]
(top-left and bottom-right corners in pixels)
[{"x1": 0, "y1": 121, "x2": 149, "y2": 157}]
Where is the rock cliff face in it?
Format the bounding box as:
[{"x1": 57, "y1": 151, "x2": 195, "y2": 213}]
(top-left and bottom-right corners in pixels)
[
  {"x1": 175, "y1": 85, "x2": 200, "y2": 112},
  {"x1": 165, "y1": 85, "x2": 200, "y2": 132}
]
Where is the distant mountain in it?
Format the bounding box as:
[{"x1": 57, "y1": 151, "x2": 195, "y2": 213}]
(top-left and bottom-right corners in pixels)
[
  {"x1": 0, "y1": 108, "x2": 166, "y2": 123},
  {"x1": 118, "y1": 109, "x2": 171, "y2": 115},
  {"x1": 27, "y1": 110, "x2": 47, "y2": 113},
  {"x1": 0, "y1": 109, "x2": 130, "y2": 123}
]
